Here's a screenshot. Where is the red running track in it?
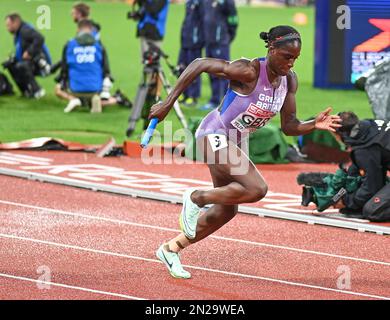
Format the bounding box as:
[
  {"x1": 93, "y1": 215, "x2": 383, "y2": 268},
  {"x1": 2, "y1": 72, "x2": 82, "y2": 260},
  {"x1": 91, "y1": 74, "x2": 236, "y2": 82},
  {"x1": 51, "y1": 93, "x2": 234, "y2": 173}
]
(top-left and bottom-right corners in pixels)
[{"x1": 1, "y1": 175, "x2": 390, "y2": 300}]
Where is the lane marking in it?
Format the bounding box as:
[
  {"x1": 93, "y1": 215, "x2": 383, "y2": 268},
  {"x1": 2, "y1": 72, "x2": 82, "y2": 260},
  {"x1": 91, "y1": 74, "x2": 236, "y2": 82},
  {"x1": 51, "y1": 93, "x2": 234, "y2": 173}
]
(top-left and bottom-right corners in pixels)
[
  {"x1": 0, "y1": 152, "x2": 52, "y2": 162},
  {"x1": 0, "y1": 272, "x2": 146, "y2": 300},
  {"x1": 1, "y1": 199, "x2": 389, "y2": 267},
  {"x1": 0, "y1": 159, "x2": 20, "y2": 165},
  {"x1": 0, "y1": 233, "x2": 388, "y2": 300},
  {"x1": 0, "y1": 155, "x2": 51, "y2": 166},
  {"x1": 2, "y1": 168, "x2": 390, "y2": 234}
]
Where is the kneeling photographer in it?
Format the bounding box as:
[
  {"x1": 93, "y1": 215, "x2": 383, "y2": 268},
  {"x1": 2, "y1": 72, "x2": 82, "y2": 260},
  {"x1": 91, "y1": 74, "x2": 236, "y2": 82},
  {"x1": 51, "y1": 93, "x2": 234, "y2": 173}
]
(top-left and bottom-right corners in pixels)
[
  {"x1": 128, "y1": 0, "x2": 169, "y2": 60},
  {"x1": 55, "y1": 19, "x2": 131, "y2": 113},
  {"x1": 3, "y1": 13, "x2": 51, "y2": 99},
  {"x1": 300, "y1": 112, "x2": 390, "y2": 222}
]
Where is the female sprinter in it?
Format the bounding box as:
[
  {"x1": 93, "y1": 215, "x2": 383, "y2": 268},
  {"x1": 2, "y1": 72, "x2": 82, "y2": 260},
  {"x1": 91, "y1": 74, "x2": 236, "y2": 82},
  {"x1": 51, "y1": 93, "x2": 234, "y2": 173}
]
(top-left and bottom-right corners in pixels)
[{"x1": 148, "y1": 25, "x2": 341, "y2": 279}]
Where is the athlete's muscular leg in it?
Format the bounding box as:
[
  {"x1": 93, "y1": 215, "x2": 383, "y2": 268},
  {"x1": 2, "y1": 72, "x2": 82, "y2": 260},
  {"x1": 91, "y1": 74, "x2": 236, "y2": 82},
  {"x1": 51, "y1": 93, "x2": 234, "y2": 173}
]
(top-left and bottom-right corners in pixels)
[
  {"x1": 192, "y1": 135, "x2": 268, "y2": 207},
  {"x1": 192, "y1": 162, "x2": 238, "y2": 243},
  {"x1": 188, "y1": 135, "x2": 267, "y2": 243},
  {"x1": 190, "y1": 204, "x2": 238, "y2": 244}
]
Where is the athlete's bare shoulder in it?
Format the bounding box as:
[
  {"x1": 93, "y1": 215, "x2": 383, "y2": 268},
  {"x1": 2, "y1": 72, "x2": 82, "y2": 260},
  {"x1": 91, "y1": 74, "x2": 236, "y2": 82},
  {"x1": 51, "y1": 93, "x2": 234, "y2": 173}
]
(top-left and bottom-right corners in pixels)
[
  {"x1": 231, "y1": 57, "x2": 259, "y2": 70},
  {"x1": 286, "y1": 69, "x2": 298, "y2": 93},
  {"x1": 228, "y1": 58, "x2": 259, "y2": 84},
  {"x1": 231, "y1": 57, "x2": 252, "y2": 65}
]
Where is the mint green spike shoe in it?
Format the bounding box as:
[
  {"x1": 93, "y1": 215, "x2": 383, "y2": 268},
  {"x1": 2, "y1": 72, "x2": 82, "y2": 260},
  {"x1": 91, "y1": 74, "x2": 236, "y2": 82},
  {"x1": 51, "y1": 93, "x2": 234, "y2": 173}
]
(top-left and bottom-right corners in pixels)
[
  {"x1": 179, "y1": 188, "x2": 201, "y2": 240},
  {"x1": 156, "y1": 244, "x2": 191, "y2": 279}
]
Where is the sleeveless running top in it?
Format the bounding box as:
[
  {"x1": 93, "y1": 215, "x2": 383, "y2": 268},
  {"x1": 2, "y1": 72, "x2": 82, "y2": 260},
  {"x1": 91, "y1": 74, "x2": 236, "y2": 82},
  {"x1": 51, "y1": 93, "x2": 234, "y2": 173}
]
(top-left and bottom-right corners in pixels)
[{"x1": 195, "y1": 59, "x2": 289, "y2": 143}]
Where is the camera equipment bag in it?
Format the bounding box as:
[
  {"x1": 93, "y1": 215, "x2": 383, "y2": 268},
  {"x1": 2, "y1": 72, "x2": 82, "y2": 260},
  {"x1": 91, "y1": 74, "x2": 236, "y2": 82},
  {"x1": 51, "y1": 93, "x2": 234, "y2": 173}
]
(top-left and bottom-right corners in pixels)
[{"x1": 300, "y1": 169, "x2": 362, "y2": 212}]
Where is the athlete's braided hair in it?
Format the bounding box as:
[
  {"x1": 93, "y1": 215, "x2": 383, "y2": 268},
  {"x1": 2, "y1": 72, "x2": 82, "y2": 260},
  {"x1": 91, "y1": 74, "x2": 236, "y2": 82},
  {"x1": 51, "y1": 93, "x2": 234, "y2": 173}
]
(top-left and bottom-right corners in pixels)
[{"x1": 259, "y1": 25, "x2": 301, "y2": 48}]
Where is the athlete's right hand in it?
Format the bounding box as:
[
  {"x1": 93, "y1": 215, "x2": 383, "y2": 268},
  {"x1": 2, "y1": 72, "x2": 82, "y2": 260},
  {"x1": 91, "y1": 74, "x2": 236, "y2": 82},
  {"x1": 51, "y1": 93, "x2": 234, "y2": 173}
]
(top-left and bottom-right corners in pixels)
[{"x1": 148, "y1": 101, "x2": 171, "y2": 121}]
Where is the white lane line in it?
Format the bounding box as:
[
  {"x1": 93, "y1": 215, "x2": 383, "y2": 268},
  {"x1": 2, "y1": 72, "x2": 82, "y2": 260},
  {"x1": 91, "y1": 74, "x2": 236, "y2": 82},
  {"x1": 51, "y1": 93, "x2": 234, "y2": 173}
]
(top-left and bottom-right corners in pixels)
[
  {"x1": 1, "y1": 199, "x2": 389, "y2": 267},
  {"x1": 0, "y1": 233, "x2": 388, "y2": 300},
  {"x1": 0, "y1": 155, "x2": 51, "y2": 166},
  {"x1": 0, "y1": 152, "x2": 52, "y2": 162},
  {"x1": 0, "y1": 272, "x2": 146, "y2": 300},
  {"x1": 0, "y1": 159, "x2": 20, "y2": 165}
]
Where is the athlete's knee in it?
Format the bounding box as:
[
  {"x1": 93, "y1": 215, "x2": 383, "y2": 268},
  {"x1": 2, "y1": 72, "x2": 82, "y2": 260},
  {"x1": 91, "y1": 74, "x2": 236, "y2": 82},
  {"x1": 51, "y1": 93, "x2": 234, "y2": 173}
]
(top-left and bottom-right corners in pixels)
[{"x1": 247, "y1": 183, "x2": 268, "y2": 202}]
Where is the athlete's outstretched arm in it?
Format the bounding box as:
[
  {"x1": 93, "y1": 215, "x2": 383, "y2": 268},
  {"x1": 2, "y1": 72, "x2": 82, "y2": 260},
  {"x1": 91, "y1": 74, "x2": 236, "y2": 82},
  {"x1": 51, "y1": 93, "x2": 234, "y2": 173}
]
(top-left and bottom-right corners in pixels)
[
  {"x1": 148, "y1": 58, "x2": 257, "y2": 121},
  {"x1": 280, "y1": 71, "x2": 341, "y2": 136}
]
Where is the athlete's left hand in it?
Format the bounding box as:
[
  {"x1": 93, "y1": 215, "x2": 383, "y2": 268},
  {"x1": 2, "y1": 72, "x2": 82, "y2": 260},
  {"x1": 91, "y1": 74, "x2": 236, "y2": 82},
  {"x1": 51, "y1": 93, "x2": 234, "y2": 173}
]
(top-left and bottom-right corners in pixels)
[{"x1": 314, "y1": 107, "x2": 342, "y2": 132}]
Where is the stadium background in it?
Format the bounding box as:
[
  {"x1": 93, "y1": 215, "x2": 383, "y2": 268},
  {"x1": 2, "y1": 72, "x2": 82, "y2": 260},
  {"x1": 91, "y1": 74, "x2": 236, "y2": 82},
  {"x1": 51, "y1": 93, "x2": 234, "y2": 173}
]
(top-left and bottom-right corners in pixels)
[{"x1": 0, "y1": 0, "x2": 371, "y2": 145}]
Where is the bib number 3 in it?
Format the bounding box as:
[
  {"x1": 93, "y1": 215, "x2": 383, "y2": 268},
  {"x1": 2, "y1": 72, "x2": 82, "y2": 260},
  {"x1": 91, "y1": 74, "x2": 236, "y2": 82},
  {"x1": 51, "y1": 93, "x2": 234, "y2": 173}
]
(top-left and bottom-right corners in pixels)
[{"x1": 207, "y1": 134, "x2": 228, "y2": 152}]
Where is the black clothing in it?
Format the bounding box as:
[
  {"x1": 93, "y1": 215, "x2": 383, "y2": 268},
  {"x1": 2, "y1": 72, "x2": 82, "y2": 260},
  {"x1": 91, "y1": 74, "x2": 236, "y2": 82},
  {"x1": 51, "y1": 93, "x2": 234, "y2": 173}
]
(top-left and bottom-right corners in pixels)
[
  {"x1": 91, "y1": 20, "x2": 101, "y2": 32},
  {"x1": 0, "y1": 72, "x2": 14, "y2": 95},
  {"x1": 5, "y1": 22, "x2": 50, "y2": 96},
  {"x1": 202, "y1": 0, "x2": 238, "y2": 46},
  {"x1": 136, "y1": 0, "x2": 168, "y2": 41},
  {"x1": 16, "y1": 22, "x2": 45, "y2": 61},
  {"x1": 342, "y1": 120, "x2": 390, "y2": 221},
  {"x1": 7, "y1": 61, "x2": 41, "y2": 96},
  {"x1": 143, "y1": 0, "x2": 166, "y2": 18},
  {"x1": 180, "y1": 0, "x2": 204, "y2": 49}
]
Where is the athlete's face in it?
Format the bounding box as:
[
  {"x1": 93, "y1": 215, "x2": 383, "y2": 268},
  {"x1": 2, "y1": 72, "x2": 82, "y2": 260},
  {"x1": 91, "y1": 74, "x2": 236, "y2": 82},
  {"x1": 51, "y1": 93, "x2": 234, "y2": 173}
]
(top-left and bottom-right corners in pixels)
[{"x1": 268, "y1": 41, "x2": 301, "y2": 76}]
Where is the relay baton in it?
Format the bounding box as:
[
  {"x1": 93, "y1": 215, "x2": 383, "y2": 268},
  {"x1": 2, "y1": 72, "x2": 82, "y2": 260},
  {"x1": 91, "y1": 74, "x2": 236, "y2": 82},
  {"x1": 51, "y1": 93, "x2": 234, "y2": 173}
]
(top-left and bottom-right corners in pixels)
[{"x1": 140, "y1": 118, "x2": 159, "y2": 148}]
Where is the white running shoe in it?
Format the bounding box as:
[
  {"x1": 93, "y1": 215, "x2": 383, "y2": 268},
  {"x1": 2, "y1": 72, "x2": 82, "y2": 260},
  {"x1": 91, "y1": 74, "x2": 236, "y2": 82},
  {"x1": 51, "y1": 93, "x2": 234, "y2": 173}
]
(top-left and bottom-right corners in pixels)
[
  {"x1": 156, "y1": 244, "x2": 191, "y2": 279},
  {"x1": 64, "y1": 98, "x2": 82, "y2": 113},
  {"x1": 180, "y1": 188, "x2": 201, "y2": 240}
]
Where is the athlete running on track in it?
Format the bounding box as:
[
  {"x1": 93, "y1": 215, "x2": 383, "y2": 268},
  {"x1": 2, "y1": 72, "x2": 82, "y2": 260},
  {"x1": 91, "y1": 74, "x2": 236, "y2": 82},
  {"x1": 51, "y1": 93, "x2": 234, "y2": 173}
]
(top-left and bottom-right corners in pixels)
[{"x1": 149, "y1": 25, "x2": 341, "y2": 279}]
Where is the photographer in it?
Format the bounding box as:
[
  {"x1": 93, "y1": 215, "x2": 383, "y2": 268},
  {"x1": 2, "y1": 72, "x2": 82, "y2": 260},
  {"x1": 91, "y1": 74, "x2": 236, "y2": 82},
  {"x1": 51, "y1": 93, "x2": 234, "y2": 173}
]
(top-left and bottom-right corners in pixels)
[
  {"x1": 300, "y1": 112, "x2": 390, "y2": 221},
  {"x1": 129, "y1": 0, "x2": 170, "y2": 59},
  {"x1": 55, "y1": 20, "x2": 131, "y2": 113},
  {"x1": 297, "y1": 112, "x2": 390, "y2": 222},
  {"x1": 333, "y1": 112, "x2": 390, "y2": 221},
  {"x1": 3, "y1": 13, "x2": 51, "y2": 99}
]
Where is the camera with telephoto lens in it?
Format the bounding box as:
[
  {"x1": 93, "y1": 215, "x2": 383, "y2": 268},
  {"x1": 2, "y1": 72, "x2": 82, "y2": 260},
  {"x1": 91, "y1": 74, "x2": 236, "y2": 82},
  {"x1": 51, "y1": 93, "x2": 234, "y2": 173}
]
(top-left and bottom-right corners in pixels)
[{"x1": 297, "y1": 165, "x2": 359, "y2": 212}]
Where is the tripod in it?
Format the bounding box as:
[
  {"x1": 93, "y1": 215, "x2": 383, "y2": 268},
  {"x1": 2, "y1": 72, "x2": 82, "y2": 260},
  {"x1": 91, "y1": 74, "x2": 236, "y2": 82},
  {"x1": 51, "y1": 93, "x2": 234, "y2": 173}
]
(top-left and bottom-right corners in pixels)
[{"x1": 126, "y1": 62, "x2": 188, "y2": 137}]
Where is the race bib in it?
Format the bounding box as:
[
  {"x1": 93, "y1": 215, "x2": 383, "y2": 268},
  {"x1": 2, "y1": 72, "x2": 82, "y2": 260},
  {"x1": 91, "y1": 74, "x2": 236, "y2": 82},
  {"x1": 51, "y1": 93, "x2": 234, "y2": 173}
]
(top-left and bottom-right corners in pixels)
[
  {"x1": 231, "y1": 103, "x2": 276, "y2": 133},
  {"x1": 207, "y1": 134, "x2": 228, "y2": 152}
]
